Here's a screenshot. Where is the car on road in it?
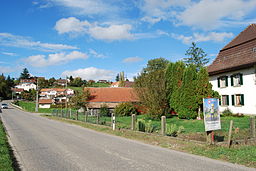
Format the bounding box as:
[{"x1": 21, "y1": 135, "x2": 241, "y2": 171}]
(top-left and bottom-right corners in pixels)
[{"x1": 1, "y1": 103, "x2": 8, "y2": 109}]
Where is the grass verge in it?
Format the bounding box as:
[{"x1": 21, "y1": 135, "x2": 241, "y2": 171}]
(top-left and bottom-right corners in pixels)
[
  {"x1": 0, "y1": 118, "x2": 19, "y2": 171},
  {"x1": 44, "y1": 115, "x2": 256, "y2": 168}
]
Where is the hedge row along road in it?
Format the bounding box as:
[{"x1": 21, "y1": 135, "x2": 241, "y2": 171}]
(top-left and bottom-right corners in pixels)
[{"x1": 1, "y1": 101, "x2": 253, "y2": 171}]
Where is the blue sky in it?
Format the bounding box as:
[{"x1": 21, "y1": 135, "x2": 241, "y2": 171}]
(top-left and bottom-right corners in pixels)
[{"x1": 0, "y1": 0, "x2": 256, "y2": 81}]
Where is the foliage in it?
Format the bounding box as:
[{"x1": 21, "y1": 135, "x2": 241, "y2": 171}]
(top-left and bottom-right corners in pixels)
[
  {"x1": 222, "y1": 108, "x2": 233, "y2": 117},
  {"x1": 0, "y1": 120, "x2": 14, "y2": 171},
  {"x1": 183, "y1": 42, "x2": 209, "y2": 70},
  {"x1": 134, "y1": 58, "x2": 169, "y2": 119},
  {"x1": 20, "y1": 89, "x2": 36, "y2": 101},
  {"x1": 137, "y1": 119, "x2": 146, "y2": 132},
  {"x1": 38, "y1": 77, "x2": 49, "y2": 88},
  {"x1": 114, "y1": 102, "x2": 138, "y2": 116},
  {"x1": 0, "y1": 74, "x2": 13, "y2": 99},
  {"x1": 145, "y1": 120, "x2": 157, "y2": 133},
  {"x1": 70, "y1": 89, "x2": 90, "y2": 110},
  {"x1": 70, "y1": 77, "x2": 83, "y2": 87},
  {"x1": 173, "y1": 65, "x2": 198, "y2": 119},
  {"x1": 99, "y1": 104, "x2": 110, "y2": 117},
  {"x1": 115, "y1": 73, "x2": 120, "y2": 81},
  {"x1": 166, "y1": 124, "x2": 184, "y2": 137},
  {"x1": 20, "y1": 68, "x2": 30, "y2": 79}
]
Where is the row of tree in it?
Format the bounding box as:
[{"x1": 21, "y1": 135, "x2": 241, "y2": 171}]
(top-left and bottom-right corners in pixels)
[{"x1": 134, "y1": 42, "x2": 219, "y2": 119}]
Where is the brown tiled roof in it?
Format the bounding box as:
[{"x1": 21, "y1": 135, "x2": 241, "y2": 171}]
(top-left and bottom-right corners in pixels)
[
  {"x1": 208, "y1": 24, "x2": 256, "y2": 75},
  {"x1": 12, "y1": 88, "x2": 24, "y2": 92},
  {"x1": 110, "y1": 81, "x2": 134, "y2": 87},
  {"x1": 40, "y1": 88, "x2": 66, "y2": 92},
  {"x1": 39, "y1": 99, "x2": 53, "y2": 104},
  {"x1": 86, "y1": 87, "x2": 139, "y2": 103}
]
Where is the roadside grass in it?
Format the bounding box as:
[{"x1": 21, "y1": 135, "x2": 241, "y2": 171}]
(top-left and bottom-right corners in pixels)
[
  {"x1": 14, "y1": 101, "x2": 53, "y2": 113},
  {"x1": 43, "y1": 115, "x2": 256, "y2": 168},
  {"x1": 0, "y1": 119, "x2": 15, "y2": 171}
]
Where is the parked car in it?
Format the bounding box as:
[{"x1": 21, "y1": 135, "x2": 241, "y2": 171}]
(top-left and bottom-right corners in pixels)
[{"x1": 1, "y1": 103, "x2": 8, "y2": 109}]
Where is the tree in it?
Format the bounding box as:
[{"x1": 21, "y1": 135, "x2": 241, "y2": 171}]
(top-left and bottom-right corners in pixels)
[
  {"x1": 69, "y1": 89, "x2": 90, "y2": 110},
  {"x1": 0, "y1": 74, "x2": 13, "y2": 99},
  {"x1": 38, "y1": 77, "x2": 49, "y2": 88},
  {"x1": 48, "y1": 77, "x2": 56, "y2": 86},
  {"x1": 114, "y1": 103, "x2": 138, "y2": 116},
  {"x1": 134, "y1": 58, "x2": 169, "y2": 119},
  {"x1": 20, "y1": 89, "x2": 36, "y2": 101},
  {"x1": 173, "y1": 65, "x2": 198, "y2": 119},
  {"x1": 183, "y1": 42, "x2": 209, "y2": 70},
  {"x1": 70, "y1": 77, "x2": 83, "y2": 87},
  {"x1": 115, "y1": 73, "x2": 120, "y2": 82},
  {"x1": 20, "y1": 68, "x2": 30, "y2": 79}
]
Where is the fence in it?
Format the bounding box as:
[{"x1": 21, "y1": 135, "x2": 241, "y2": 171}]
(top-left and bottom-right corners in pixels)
[{"x1": 50, "y1": 109, "x2": 256, "y2": 145}]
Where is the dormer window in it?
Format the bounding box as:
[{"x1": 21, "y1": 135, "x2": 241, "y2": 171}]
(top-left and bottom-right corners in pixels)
[
  {"x1": 231, "y1": 73, "x2": 243, "y2": 87},
  {"x1": 217, "y1": 76, "x2": 228, "y2": 88}
]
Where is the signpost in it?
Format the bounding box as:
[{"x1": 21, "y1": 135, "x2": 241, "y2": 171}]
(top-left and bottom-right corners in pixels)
[{"x1": 203, "y1": 98, "x2": 221, "y2": 144}]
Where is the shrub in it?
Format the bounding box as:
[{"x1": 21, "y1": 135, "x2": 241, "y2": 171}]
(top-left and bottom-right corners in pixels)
[
  {"x1": 137, "y1": 119, "x2": 145, "y2": 132},
  {"x1": 222, "y1": 108, "x2": 233, "y2": 117},
  {"x1": 178, "y1": 108, "x2": 197, "y2": 119},
  {"x1": 114, "y1": 103, "x2": 138, "y2": 116},
  {"x1": 166, "y1": 124, "x2": 184, "y2": 137},
  {"x1": 99, "y1": 104, "x2": 110, "y2": 117}
]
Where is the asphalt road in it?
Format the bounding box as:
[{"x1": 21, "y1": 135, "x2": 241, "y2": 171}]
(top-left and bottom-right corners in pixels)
[{"x1": 0, "y1": 102, "x2": 254, "y2": 171}]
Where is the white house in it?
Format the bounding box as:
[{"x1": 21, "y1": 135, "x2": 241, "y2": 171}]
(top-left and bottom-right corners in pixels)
[
  {"x1": 15, "y1": 83, "x2": 37, "y2": 91},
  {"x1": 208, "y1": 24, "x2": 256, "y2": 115}
]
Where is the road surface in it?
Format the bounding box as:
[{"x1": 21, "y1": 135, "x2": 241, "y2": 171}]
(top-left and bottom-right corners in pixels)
[{"x1": 0, "y1": 102, "x2": 254, "y2": 171}]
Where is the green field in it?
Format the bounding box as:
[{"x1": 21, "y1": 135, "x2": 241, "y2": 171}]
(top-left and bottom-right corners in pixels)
[
  {"x1": 14, "y1": 101, "x2": 53, "y2": 113},
  {"x1": 0, "y1": 119, "x2": 15, "y2": 171}
]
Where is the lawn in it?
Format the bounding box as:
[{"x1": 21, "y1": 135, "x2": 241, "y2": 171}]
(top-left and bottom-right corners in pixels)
[
  {"x1": 14, "y1": 101, "x2": 53, "y2": 114},
  {"x1": 0, "y1": 119, "x2": 15, "y2": 171}
]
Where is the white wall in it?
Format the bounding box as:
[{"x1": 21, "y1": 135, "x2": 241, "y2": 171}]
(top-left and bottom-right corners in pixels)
[
  {"x1": 15, "y1": 83, "x2": 37, "y2": 91},
  {"x1": 209, "y1": 67, "x2": 256, "y2": 115},
  {"x1": 39, "y1": 104, "x2": 51, "y2": 108}
]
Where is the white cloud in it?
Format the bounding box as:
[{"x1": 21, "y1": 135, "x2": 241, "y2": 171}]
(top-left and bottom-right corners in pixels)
[
  {"x1": 49, "y1": 0, "x2": 118, "y2": 16},
  {"x1": 61, "y1": 67, "x2": 114, "y2": 80},
  {"x1": 177, "y1": 0, "x2": 256, "y2": 30},
  {"x1": 89, "y1": 49, "x2": 106, "y2": 58},
  {"x1": 123, "y1": 57, "x2": 143, "y2": 63},
  {"x1": 54, "y1": 17, "x2": 90, "y2": 34},
  {"x1": 0, "y1": 33, "x2": 78, "y2": 52},
  {"x1": 1, "y1": 52, "x2": 17, "y2": 56},
  {"x1": 0, "y1": 66, "x2": 14, "y2": 73},
  {"x1": 55, "y1": 17, "x2": 134, "y2": 41},
  {"x1": 25, "y1": 51, "x2": 88, "y2": 67},
  {"x1": 172, "y1": 32, "x2": 234, "y2": 44}
]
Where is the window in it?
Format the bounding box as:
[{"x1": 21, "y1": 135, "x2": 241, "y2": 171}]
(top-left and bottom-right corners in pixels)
[
  {"x1": 220, "y1": 95, "x2": 229, "y2": 106},
  {"x1": 231, "y1": 94, "x2": 244, "y2": 106},
  {"x1": 253, "y1": 47, "x2": 256, "y2": 53},
  {"x1": 217, "y1": 76, "x2": 228, "y2": 88},
  {"x1": 231, "y1": 73, "x2": 243, "y2": 86}
]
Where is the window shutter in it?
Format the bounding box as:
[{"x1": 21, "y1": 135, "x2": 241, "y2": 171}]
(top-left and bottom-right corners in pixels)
[
  {"x1": 219, "y1": 98, "x2": 221, "y2": 105},
  {"x1": 227, "y1": 95, "x2": 229, "y2": 105},
  {"x1": 231, "y1": 95, "x2": 235, "y2": 106},
  {"x1": 241, "y1": 94, "x2": 244, "y2": 105},
  {"x1": 240, "y1": 73, "x2": 243, "y2": 85},
  {"x1": 217, "y1": 78, "x2": 220, "y2": 88},
  {"x1": 231, "y1": 75, "x2": 234, "y2": 86},
  {"x1": 225, "y1": 76, "x2": 228, "y2": 87}
]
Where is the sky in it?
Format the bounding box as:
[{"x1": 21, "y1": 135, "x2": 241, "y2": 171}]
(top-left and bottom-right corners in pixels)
[{"x1": 0, "y1": 0, "x2": 256, "y2": 81}]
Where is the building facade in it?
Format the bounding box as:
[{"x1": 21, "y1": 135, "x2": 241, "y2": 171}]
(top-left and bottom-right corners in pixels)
[{"x1": 208, "y1": 24, "x2": 256, "y2": 115}]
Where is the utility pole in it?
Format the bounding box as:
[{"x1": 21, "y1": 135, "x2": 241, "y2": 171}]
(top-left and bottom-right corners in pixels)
[
  {"x1": 65, "y1": 76, "x2": 68, "y2": 110},
  {"x1": 35, "y1": 78, "x2": 39, "y2": 112}
]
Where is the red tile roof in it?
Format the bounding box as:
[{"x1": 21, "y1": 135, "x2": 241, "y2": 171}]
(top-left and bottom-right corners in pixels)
[
  {"x1": 40, "y1": 88, "x2": 66, "y2": 92},
  {"x1": 39, "y1": 99, "x2": 53, "y2": 104},
  {"x1": 208, "y1": 24, "x2": 256, "y2": 75},
  {"x1": 86, "y1": 87, "x2": 139, "y2": 103}
]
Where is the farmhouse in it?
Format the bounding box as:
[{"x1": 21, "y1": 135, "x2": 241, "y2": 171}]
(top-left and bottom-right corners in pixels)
[
  {"x1": 86, "y1": 87, "x2": 139, "y2": 114},
  {"x1": 208, "y1": 24, "x2": 256, "y2": 115}
]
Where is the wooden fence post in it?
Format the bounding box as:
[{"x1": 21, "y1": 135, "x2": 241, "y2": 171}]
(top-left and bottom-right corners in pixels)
[
  {"x1": 131, "y1": 114, "x2": 136, "y2": 131},
  {"x1": 97, "y1": 112, "x2": 100, "y2": 124},
  {"x1": 227, "y1": 120, "x2": 233, "y2": 148},
  {"x1": 112, "y1": 113, "x2": 116, "y2": 130},
  {"x1": 85, "y1": 111, "x2": 88, "y2": 122},
  {"x1": 250, "y1": 116, "x2": 255, "y2": 138},
  {"x1": 161, "y1": 116, "x2": 166, "y2": 136}
]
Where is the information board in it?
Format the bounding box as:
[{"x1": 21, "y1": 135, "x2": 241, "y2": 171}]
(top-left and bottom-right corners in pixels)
[{"x1": 203, "y1": 98, "x2": 221, "y2": 131}]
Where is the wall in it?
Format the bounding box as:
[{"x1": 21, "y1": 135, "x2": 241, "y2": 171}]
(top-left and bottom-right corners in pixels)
[
  {"x1": 39, "y1": 104, "x2": 51, "y2": 108},
  {"x1": 209, "y1": 66, "x2": 256, "y2": 115}
]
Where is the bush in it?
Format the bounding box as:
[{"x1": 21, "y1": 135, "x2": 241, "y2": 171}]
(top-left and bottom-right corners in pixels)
[
  {"x1": 114, "y1": 103, "x2": 138, "y2": 116},
  {"x1": 137, "y1": 119, "x2": 145, "y2": 132},
  {"x1": 166, "y1": 124, "x2": 184, "y2": 137},
  {"x1": 99, "y1": 104, "x2": 110, "y2": 117},
  {"x1": 178, "y1": 108, "x2": 197, "y2": 119},
  {"x1": 222, "y1": 108, "x2": 233, "y2": 117}
]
